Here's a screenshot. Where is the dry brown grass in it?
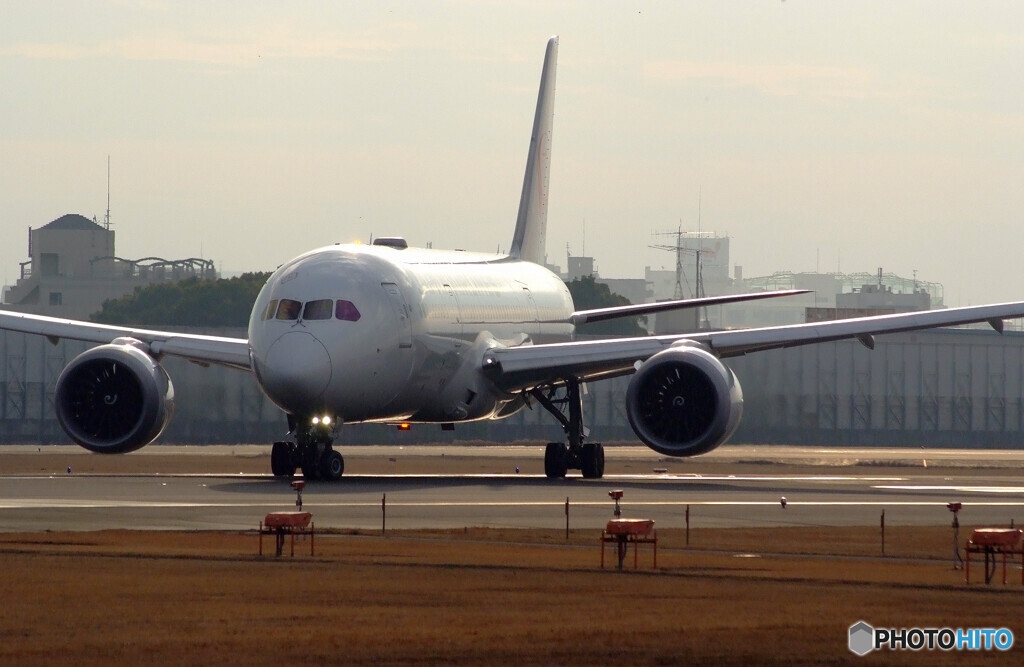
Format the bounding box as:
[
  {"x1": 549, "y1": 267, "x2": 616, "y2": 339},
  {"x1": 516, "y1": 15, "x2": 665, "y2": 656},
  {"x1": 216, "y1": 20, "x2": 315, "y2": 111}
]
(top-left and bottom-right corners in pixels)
[{"x1": 1, "y1": 527, "x2": 1022, "y2": 665}]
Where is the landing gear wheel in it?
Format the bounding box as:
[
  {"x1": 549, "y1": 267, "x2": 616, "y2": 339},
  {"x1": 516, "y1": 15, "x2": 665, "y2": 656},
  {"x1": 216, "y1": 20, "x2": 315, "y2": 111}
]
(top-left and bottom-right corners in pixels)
[
  {"x1": 301, "y1": 447, "x2": 321, "y2": 480},
  {"x1": 320, "y1": 449, "x2": 345, "y2": 481},
  {"x1": 271, "y1": 442, "x2": 296, "y2": 477},
  {"x1": 544, "y1": 442, "x2": 568, "y2": 478},
  {"x1": 580, "y1": 442, "x2": 605, "y2": 479}
]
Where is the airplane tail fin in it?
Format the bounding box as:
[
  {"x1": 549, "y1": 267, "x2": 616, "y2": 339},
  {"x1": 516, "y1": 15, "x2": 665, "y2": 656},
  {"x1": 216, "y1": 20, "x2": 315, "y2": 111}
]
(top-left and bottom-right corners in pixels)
[{"x1": 509, "y1": 36, "x2": 557, "y2": 266}]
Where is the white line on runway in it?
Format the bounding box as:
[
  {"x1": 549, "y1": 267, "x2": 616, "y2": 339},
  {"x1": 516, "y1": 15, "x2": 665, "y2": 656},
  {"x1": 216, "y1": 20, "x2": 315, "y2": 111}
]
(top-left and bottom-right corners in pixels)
[{"x1": 874, "y1": 485, "x2": 1024, "y2": 494}]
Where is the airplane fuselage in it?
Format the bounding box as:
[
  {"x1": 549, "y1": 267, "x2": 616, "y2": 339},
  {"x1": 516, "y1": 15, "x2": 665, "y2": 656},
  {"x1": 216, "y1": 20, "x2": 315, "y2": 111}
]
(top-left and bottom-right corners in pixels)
[{"x1": 249, "y1": 242, "x2": 574, "y2": 425}]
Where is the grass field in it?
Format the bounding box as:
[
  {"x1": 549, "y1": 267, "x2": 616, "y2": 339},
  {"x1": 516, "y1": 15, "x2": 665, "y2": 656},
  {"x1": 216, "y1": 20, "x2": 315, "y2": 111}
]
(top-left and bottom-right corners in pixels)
[{"x1": 1, "y1": 527, "x2": 1023, "y2": 664}]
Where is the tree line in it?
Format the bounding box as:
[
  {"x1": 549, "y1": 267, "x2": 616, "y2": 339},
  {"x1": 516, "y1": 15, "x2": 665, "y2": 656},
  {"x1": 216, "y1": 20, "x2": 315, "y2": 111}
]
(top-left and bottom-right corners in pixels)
[{"x1": 91, "y1": 273, "x2": 272, "y2": 327}]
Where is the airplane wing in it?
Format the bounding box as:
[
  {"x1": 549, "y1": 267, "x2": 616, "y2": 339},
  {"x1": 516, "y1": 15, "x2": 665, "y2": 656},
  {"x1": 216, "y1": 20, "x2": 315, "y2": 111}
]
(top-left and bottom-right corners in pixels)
[
  {"x1": 484, "y1": 301, "x2": 1024, "y2": 392},
  {"x1": 0, "y1": 310, "x2": 252, "y2": 371},
  {"x1": 567, "y1": 289, "x2": 809, "y2": 325}
]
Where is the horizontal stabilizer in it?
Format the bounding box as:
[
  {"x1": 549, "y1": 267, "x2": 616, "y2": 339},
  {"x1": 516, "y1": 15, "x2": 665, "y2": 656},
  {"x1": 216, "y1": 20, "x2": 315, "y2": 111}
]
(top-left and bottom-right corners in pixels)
[{"x1": 568, "y1": 290, "x2": 810, "y2": 326}]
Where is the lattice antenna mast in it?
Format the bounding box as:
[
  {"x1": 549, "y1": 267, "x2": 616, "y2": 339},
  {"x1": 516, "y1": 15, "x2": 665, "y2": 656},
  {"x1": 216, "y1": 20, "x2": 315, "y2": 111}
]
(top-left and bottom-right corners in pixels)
[
  {"x1": 648, "y1": 191, "x2": 712, "y2": 328},
  {"x1": 649, "y1": 223, "x2": 694, "y2": 300},
  {"x1": 104, "y1": 155, "x2": 112, "y2": 230},
  {"x1": 674, "y1": 224, "x2": 684, "y2": 299},
  {"x1": 695, "y1": 188, "x2": 704, "y2": 300},
  {"x1": 651, "y1": 224, "x2": 685, "y2": 299}
]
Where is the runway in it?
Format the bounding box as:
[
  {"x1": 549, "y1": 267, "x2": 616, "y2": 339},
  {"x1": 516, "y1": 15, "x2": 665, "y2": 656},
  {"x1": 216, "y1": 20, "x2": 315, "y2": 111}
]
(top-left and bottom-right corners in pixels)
[{"x1": 1, "y1": 445, "x2": 1023, "y2": 532}]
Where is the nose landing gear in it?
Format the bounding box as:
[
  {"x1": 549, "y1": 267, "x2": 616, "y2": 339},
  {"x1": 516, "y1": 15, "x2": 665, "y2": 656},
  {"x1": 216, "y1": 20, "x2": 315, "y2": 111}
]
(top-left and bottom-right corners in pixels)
[{"x1": 270, "y1": 422, "x2": 345, "y2": 481}]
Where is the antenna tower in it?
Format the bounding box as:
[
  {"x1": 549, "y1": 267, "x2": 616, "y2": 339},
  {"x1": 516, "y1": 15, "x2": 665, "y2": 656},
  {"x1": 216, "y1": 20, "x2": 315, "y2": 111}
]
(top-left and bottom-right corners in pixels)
[
  {"x1": 649, "y1": 193, "x2": 712, "y2": 328},
  {"x1": 104, "y1": 156, "x2": 112, "y2": 230}
]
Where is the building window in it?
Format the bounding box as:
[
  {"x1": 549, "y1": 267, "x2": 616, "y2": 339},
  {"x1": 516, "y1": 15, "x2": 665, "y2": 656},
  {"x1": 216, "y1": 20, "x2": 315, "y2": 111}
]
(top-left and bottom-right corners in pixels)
[
  {"x1": 49, "y1": 292, "x2": 63, "y2": 306},
  {"x1": 41, "y1": 253, "x2": 59, "y2": 276}
]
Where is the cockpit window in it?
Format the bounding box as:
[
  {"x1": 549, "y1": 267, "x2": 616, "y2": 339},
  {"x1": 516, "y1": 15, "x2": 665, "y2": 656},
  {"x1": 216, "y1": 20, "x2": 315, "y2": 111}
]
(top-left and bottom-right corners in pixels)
[
  {"x1": 275, "y1": 299, "x2": 302, "y2": 320},
  {"x1": 336, "y1": 300, "x2": 361, "y2": 322},
  {"x1": 268, "y1": 298, "x2": 359, "y2": 322},
  {"x1": 262, "y1": 299, "x2": 279, "y2": 321},
  {"x1": 303, "y1": 299, "x2": 333, "y2": 320}
]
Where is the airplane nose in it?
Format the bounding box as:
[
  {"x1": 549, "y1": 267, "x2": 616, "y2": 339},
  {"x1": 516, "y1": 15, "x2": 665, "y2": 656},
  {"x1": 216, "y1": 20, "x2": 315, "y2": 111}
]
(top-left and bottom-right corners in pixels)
[{"x1": 261, "y1": 331, "x2": 332, "y2": 408}]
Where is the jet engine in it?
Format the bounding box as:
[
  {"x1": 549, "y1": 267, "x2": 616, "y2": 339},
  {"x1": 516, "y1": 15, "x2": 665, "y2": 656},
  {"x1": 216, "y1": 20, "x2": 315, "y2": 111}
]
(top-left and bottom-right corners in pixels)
[
  {"x1": 54, "y1": 338, "x2": 175, "y2": 453},
  {"x1": 625, "y1": 341, "x2": 743, "y2": 457}
]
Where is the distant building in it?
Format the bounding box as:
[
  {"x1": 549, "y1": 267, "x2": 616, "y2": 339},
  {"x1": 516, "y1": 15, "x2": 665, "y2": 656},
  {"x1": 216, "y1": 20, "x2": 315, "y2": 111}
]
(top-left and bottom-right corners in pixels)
[
  {"x1": 808, "y1": 279, "x2": 932, "y2": 323},
  {"x1": 600, "y1": 278, "x2": 652, "y2": 310},
  {"x1": 566, "y1": 255, "x2": 595, "y2": 281},
  {"x1": 2, "y1": 213, "x2": 216, "y2": 320},
  {"x1": 651, "y1": 269, "x2": 938, "y2": 335}
]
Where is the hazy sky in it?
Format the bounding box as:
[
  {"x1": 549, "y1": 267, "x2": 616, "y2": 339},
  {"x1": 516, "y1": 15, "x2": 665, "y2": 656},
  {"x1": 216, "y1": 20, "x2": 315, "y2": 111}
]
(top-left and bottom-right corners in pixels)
[{"x1": 2, "y1": 2, "x2": 1022, "y2": 306}]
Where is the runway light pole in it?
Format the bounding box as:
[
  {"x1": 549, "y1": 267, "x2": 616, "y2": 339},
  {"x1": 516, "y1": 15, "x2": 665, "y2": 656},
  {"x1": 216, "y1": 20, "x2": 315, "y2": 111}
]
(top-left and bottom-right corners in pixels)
[
  {"x1": 881, "y1": 509, "x2": 885, "y2": 555},
  {"x1": 609, "y1": 490, "x2": 623, "y2": 518},
  {"x1": 948, "y1": 502, "x2": 963, "y2": 569},
  {"x1": 565, "y1": 497, "x2": 569, "y2": 541}
]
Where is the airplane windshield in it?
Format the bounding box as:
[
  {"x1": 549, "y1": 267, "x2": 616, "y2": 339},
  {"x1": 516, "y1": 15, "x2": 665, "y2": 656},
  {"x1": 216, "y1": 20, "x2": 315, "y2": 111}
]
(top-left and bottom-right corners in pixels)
[
  {"x1": 336, "y1": 300, "x2": 361, "y2": 322},
  {"x1": 303, "y1": 299, "x2": 333, "y2": 320},
  {"x1": 265, "y1": 298, "x2": 360, "y2": 322},
  {"x1": 262, "y1": 300, "x2": 279, "y2": 321},
  {"x1": 275, "y1": 299, "x2": 302, "y2": 320}
]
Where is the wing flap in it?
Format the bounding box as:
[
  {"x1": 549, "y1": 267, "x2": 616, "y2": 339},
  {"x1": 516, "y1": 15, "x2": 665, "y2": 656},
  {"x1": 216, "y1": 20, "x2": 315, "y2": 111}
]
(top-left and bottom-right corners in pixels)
[{"x1": 484, "y1": 336, "x2": 667, "y2": 390}]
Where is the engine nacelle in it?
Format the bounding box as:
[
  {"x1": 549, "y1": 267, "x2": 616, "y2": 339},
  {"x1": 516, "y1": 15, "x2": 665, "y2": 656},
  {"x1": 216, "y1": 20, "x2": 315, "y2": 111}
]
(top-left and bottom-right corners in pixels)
[
  {"x1": 54, "y1": 339, "x2": 175, "y2": 453},
  {"x1": 625, "y1": 341, "x2": 743, "y2": 457}
]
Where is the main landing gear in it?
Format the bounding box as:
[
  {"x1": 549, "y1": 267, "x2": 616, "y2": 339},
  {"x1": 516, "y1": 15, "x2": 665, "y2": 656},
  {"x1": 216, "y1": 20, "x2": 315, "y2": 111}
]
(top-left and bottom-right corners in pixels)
[
  {"x1": 271, "y1": 423, "x2": 345, "y2": 481},
  {"x1": 531, "y1": 379, "x2": 605, "y2": 479}
]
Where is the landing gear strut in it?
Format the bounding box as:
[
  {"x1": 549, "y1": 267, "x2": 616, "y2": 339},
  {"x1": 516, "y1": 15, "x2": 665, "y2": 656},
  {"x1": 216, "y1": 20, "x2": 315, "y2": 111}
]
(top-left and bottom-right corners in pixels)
[
  {"x1": 271, "y1": 424, "x2": 345, "y2": 481},
  {"x1": 532, "y1": 380, "x2": 605, "y2": 479}
]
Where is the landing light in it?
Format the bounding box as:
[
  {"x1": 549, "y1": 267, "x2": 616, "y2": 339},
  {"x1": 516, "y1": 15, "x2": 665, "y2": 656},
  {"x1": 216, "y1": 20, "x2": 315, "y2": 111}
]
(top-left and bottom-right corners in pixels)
[{"x1": 397, "y1": 423, "x2": 411, "y2": 431}]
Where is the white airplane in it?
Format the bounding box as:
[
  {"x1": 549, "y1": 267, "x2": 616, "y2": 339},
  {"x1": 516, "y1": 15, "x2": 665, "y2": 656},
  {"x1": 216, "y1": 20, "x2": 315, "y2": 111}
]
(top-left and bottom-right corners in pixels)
[{"x1": 3, "y1": 36, "x2": 1024, "y2": 481}]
